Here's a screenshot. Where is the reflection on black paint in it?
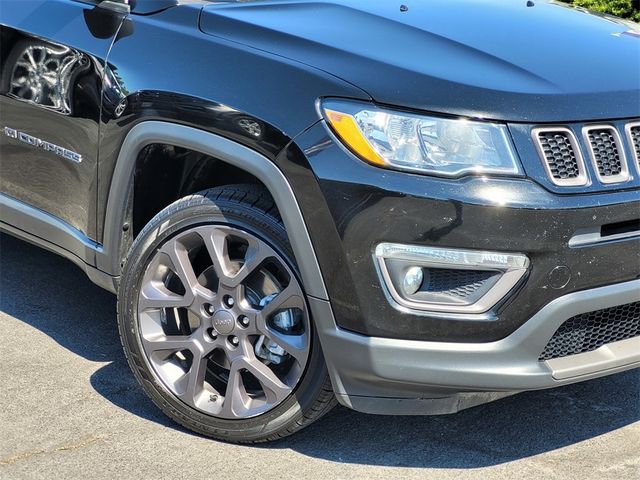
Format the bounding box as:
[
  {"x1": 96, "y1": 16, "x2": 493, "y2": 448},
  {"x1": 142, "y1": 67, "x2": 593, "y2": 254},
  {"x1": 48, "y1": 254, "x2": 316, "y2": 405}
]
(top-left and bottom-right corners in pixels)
[
  {"x1": 103, "y1": 63, "x2": 128, "y2": 118},
  {"x1": 114, "y1": 19, "x2": 135, "y2": 43},
  {"x1": 2, "y1": 39, "x2": 89, "y2": 115},
  {"x1": 83, "y1": 5, "x2": 124, "y2": 40},
  {"x1": 418, "y1": 201, "x2": 464, "y2": 242}
]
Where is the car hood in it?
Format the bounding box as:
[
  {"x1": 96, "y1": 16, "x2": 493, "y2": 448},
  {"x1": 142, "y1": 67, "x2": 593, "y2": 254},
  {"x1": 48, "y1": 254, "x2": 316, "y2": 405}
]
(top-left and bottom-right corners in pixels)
[{"x1": 200, "y1": 0, "x2": 640, "y2": 122}]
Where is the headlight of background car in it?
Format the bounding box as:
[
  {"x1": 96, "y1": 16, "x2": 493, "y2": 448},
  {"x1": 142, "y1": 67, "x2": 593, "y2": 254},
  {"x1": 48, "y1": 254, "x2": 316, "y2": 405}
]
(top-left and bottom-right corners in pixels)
[{"x1": 321, "y1": 100, "x2": 522, "y2": 177}]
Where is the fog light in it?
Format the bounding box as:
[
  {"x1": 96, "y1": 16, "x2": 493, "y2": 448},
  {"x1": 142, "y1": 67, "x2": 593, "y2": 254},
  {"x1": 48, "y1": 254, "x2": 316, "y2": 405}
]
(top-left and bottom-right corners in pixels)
[
  {"x1": 374, "y1": 243, "x2": 529, "y2": 315},
  {"x1": 403, "y1": 266, "x2": 424, "y2": 295}
]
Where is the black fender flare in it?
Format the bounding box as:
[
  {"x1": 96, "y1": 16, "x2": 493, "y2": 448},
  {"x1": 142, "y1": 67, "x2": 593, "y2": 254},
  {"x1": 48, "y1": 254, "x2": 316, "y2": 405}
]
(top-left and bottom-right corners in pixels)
[{"x1": 96, "y1": 120, "x2": 329, "y2": 301}]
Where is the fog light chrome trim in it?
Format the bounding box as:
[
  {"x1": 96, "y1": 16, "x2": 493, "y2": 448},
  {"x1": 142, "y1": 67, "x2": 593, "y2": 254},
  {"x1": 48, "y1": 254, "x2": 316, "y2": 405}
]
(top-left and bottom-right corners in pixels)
[{"x1": 374, "y1": 243, "x2": 529, "y2": 315}]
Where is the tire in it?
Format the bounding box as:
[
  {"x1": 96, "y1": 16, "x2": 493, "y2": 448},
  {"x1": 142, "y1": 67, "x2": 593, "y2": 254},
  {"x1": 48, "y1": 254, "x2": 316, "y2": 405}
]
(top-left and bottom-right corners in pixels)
[{"x1": 117, "y1": 185, "x2": 336, "y2": 443}]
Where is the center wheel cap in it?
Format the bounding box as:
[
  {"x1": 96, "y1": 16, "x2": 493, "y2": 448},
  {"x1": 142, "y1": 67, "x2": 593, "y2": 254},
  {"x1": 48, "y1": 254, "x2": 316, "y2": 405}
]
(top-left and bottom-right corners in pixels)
[{"x1": 211, "y1": 309, "x2": 235, "y2": 335}]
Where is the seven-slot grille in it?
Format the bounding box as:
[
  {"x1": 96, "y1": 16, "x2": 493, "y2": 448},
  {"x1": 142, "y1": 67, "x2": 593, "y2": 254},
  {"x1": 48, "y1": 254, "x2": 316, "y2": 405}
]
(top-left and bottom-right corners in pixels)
[
  {"x1": 539, "y1": 301, "x2": 640, "y2": 361},
  {"x1": 533, "y1": 122, "x2": 639, "y2": 187}
]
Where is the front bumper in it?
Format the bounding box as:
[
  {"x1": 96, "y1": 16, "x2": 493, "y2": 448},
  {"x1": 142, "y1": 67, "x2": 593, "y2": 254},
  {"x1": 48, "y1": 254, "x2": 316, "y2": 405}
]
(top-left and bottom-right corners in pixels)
[
  {"x1": 313, "y1": 280, "x2": 640, "y2": 414},
  {"x1": 282, "y1": 121, "x2": 640, "y2": 343},
  {"x1": 277, "y1": 120, "x2": 640, "y2": 413}
]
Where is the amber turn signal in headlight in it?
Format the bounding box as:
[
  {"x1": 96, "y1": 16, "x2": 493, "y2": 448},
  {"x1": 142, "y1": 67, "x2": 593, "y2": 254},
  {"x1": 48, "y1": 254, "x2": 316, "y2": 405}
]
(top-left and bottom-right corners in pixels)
[{"x1": 322, "y1": 99, "x2": 522, "y2": 178}]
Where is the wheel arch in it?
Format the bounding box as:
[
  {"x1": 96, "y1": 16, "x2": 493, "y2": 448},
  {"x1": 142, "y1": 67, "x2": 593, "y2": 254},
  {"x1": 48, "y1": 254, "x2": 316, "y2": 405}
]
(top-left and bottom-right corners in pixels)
[{"x1": 96, "y1": 120, "x2": 329, "y2": 300}]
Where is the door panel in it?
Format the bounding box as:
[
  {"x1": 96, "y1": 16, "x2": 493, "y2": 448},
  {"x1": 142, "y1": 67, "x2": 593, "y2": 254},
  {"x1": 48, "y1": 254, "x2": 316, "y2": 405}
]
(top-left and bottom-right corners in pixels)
[{"x1": 0, "y1": 0, "x2": 124, "y2": 239}]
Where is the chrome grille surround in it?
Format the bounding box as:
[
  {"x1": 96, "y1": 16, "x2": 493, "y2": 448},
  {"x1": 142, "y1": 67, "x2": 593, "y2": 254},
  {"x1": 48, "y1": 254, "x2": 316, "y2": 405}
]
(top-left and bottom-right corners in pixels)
[
  {"x1": 582, "y1": 125, "x2": 629, "y2": 184},
  {"x1": 532, "y1": 127, "x2": 588, "y2": 187},
  {"x1": 625, "y1": 121, "x2": 640, "y2": 169}
]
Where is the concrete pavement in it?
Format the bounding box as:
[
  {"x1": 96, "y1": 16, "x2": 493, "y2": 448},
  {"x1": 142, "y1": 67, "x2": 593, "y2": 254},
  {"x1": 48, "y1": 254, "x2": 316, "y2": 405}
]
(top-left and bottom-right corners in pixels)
[{"x1": 1, "y1": 233, "x2": 638, "y2": 479}]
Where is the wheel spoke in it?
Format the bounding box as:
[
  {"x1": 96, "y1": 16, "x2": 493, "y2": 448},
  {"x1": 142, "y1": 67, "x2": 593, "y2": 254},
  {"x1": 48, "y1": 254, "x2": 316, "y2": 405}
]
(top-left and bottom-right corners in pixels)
[
  {"x1": 220, "y1": 363, "x2": 249, "y2": 417},
  {"x1": 256, "y1": 280, "x2": 308, "y2": 363},
  {"x1": 41, "y1": 71, "x2": 58, "y2": 86},
  {"x1": 15, "y1": 60, "x2": 32, "y2": 70},
  {"x1": 227, "y1": 240, "x2": 270, "y2": 287},
  {"x1": 260, "y1": 282, "x2": 306, "y2": 319},
  {"x1": 139, "y1": 281, "x2": 191, "y2": 310},
  {"x1": 240, "y1": 356, "x2": 292, "y2": 405},
  {"x1": 177, "y1": 355, "x2": 209, "y2": 407},
  {"x1": 260, "y1": 327, "x2": 308, "y2": 364},
  {"x1": 25, "y1": 50, "x2": 37, "y2": 68},
  {"x1": 200, "y1": 227, "x2": 242, "y2": 286},
  {"x1": 201, "y1": 227, "x2": 230, "y2": 279},
  {"x1": 141, "y1": 334, "x2": 196, "y2": 354},
  {"x1": 160, "y1": 240, "x2": 200, "y2": 296},
  {"x1": 200, "y1": 227, "x2": 272, "y2": 288}
]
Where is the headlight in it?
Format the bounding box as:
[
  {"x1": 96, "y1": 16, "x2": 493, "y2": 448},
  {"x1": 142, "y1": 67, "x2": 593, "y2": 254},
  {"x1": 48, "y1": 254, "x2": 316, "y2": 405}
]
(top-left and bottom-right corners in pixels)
[{"x1": 321, "y1": 100, "x2": 522, "y2": 177}]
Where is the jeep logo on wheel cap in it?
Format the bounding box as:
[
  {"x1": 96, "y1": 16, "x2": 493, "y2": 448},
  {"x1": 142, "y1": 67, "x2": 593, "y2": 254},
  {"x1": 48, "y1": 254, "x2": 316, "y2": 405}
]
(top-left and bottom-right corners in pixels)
[{"x1": 211, "y1": 310, "x2": 234, "y2": 335}]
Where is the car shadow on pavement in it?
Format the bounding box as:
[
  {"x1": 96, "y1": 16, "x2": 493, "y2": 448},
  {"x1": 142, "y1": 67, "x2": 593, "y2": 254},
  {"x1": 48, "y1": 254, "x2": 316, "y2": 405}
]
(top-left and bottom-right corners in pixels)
[{"x1": 1, "y1": 233, "x2": 638, "y2": 468}]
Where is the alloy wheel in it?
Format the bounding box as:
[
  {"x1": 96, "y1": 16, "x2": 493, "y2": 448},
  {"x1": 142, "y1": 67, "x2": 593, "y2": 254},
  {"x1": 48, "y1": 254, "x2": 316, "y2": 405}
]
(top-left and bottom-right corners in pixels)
[{"x1": 137, "y1": 224, "x2": 310, "y2": 419}]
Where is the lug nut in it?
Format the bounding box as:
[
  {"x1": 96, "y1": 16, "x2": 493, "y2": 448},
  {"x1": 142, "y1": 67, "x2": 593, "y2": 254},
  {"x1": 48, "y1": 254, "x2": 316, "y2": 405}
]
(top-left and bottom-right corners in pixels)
[
  {"x1": 229, "y1": 336, "x2": 239, "y2": 347},
  {"x1": 207, "y1": 328, "x2": 217, "y2": 340},
  {"x1": 204, "y1": 303, "x2": 215, "y2": 315},
  {"x1": 224, "y1": 295, "x2": 235, "y2": 308},
  {"x1": 238, "y1": 315, "x2": 250, "y2": 327}
]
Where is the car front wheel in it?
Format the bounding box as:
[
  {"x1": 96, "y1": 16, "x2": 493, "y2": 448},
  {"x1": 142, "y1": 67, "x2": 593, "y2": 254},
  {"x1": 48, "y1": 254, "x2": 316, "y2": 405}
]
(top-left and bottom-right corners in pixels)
[{"x1": 117, "y1": 185, "x2": 335, "y2": 442}]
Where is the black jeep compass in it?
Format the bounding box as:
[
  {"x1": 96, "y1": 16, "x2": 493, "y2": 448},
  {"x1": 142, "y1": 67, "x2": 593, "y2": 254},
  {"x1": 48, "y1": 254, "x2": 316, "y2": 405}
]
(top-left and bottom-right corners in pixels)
[{"x1": 1, "y1": 0, "x2": 639, "y2": 443}]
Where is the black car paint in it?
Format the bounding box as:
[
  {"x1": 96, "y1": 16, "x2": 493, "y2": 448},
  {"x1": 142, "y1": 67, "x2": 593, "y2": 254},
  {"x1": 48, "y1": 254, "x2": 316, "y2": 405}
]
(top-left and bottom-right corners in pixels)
[
  {"x1": 0, "y1": 0, "x2": 638, "y2": 344},
  {"x1": 95, "y1": 2, "x2": 370, "y2": 241},
  {"x1": 0, "y1": 1, "x2": 121, "y2": 239},
  {"x1": 200, "y1": 0, "x2": 640, "y2": 122},
  {"x1": 285, "y1": 122, "x2": 640, "y2": 341}
]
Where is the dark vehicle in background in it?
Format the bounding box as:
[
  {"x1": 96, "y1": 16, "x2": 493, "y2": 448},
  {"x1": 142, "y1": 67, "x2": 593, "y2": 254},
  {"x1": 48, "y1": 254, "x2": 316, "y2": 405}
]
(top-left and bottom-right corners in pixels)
[{"x1": 1, "y1": 0, "x2": 639, "y2": 443}]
